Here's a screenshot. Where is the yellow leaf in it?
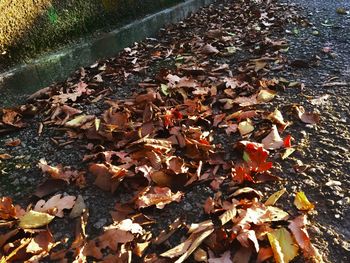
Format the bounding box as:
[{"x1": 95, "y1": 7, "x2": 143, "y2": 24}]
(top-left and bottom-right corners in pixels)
[
  {"x1": 294, "y1": 192, "x2": 314, "y2": 211},
  {"x1": 238, "y1": 119, "x2": 254, "y2": 136},
  {"x1": 265, "y1": 188, "x2": 286, "y2": 206},
  {"x1": 267, "y1": 228, "x2": 299, "y2": 263},
  {"x1": 257, "y1": 89, "x2": 276, "y2": 102},
  {"x1": 281, "y1": 148, "x2": 295, "y2": 160},
  {"x1": 19, "y1": 210, "x2": 54, "y2": 229}
]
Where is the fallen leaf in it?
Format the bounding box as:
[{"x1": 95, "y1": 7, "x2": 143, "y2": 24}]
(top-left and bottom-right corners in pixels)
[
  {"x1": 161, "y1": 220, "x2": 214, "y2": 263},
  {"x1": 69, "y1": 195, "x2": 86, "y2": 218},
  {"x1": 89, "y1": 163, "x2": 127, "y2": 193},
  {"x1": 238, "y1": 120, "x2": 254, "y2": 136},
  {"x1": 19, "y1": 210, "x2": 55, "y2": 229},
  {"x1": 194, "y1": 248, "x2": 207, "y2": 262},
  {"x1": 256, "y1": 247, "x2": 273, "y2": 263},
  {"x1": 219, "y1": 206, "x2": 237, "y2": 226},
  {"x1": 289, "y1": 215, "x2": 324, "y2": 262},
  {"x1": 135, "y1": 187, "x2": 183, "y2": 209},
  {"x1": 5, "y1": 138, "x2": 21, "y2": 147},
  {"x1": 201, "y1": 44, "x2": 219, "y2": 55},
  {"x1": 257, "y1": 89, "x2": 276, "y2": 102},
  {"x1": 0, "y1": 153, "x2": 12, "y2": 160},
  {"x1": 34, "y1": 194, "x2": 76, "y2": 217},
  {"x1": 281, "y1": 148, "x2": 295, "y2": 160},
  {"x1": 65, "y1": 115, "x2": 95, "y2": 128},
  {"x1": 294, "y1": 106, "x2": 320, "y2": 124},
  {"x1": 265, "y1": 188, "x2": 286, "y2": 206},
  {"x1": 0, "y1": 197, "x2": 17, "y2": 220},
  {"x1": 267, "y1": 227, "x2": 299, "y2": 263},
  {"x1": 262, "y1": 125, "x2": 284, "y2": 150},
  {"x1": 237, "y1": 230, "x2": 259, "y2": 252},
  {"x1": 294, "y1": 192, "x2": 314, "y2": 211}
]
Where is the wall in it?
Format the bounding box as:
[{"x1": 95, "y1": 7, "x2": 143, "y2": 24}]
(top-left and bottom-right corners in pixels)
[{"x1": 0, "y1": 0, "x2": 182, "y2": 70}]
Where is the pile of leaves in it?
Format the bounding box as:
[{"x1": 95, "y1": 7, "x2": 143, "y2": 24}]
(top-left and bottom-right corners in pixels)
[{"x1": 1, "y1": 0, "x2": 324, "y2": 262}]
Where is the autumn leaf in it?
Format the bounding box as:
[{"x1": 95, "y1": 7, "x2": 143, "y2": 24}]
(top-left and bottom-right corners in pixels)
[
  {"x1": 4, "y1": 138, "x2": 21, "y2": 147},
  {"x1": 237, "y1": 230, "x2": 259, "y2": 252},
  {"x1": 294, "y1": 191, "x2": 314, "y2": 211},
  {"x1": 267, "y1": 227, "x2": 299, "y2": 263},
  {"x1": 34, "y1": 194, "x2": 76, "y2": 217},
  {"x1": 38, "y1": 159, "x2": 79, "y2": 183},
  {"x1": 294, "y1": 106, "x2": 320, "y2": 124},
  {"x1": 244, "y1": 143, "x2": 273, "y2": 173},
  {"x1": 232, "y1": 166, "x2": 254, "y2": 184},
  {"x1": 238, "y1": 119, "x2": 254, "y2": 136},
  {"x1": 161, "y1": 220, "x2": 214, "y2": 263},
  {"x1": 0, "y1": 197, "x2": 18, "y2": 220},
  {"x1": 135, "y1": 187, "x2": 183, "y2": 209},
  {"x1": 265, "y1": 188, "x2": 287, "y2": 206},
  {"x1": 257, "y1": 89, "x2": 276, "y2": 102},
  {"x1": 261, "y1": 125, "x2": 284, "y2": 150},
  {"x1": 89, "y1": 163, "x2": 127, "y2": 193},
  {"x1": 289, "y1": 215, "x2": 324, "y2": 262},
  {"x1": 19, "y1": 210, "x2": 55, "y2": 229}
]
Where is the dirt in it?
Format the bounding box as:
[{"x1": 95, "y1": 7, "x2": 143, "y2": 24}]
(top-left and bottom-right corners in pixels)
[{"x1": 0, "y1": 0, "x2": 349, "y2": 262}]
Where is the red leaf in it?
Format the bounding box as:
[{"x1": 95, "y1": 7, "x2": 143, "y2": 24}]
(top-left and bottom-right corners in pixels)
[
  {"x1": 283, "y1": 135, "x2": 292, "y2": 148},
  {"x1": 233, "y1": 166, "x2": 254, "y2": 184},
  {"x1": 245, "y1": 143, "x2": 273, "y2": 173}
]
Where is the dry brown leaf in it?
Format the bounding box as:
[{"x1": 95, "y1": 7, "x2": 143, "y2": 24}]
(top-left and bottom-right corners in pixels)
[
  {"x1": 89, "y1": 163, "x2": 127, "y2": 193},
  {"x1": 135, "y1": 187, "x2": 183, "y2": 209},
  {"x1": 294, "y1": 106, "x2": 320, "y2": 124},
  {"x1": 0, "y1": 153, "x2": 12, "y2": 160},
  {"x1": 4, "y1": 138, "x2": 21, "y2": 147},
  {"x1": 261, "y1": 125, "x2": 284, "y2": 150},
  {"x1": 0, "y1": 197, "x2": 18, "y2": 220},
  {"x1": 289, "y1": 215, "x2": 324, "y2": 262},
  {"x1": 237, "y1": 230, "x2": 259, "y2": 252},
  {"x1": 161, "y1": 220, "x2": 214, "y2": 263},
  {"x1": 201, "y1": 44, "x2": 219, "y2": 55},
  {"x1": 34, "y1": 194, "x2": 76, "y2": 217},
  {"x1": 38, "y1": 159, "x2": 78, "y2": 183}
]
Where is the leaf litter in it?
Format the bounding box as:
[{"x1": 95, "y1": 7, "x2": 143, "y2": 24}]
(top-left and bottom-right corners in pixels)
[{"x1": 0, "y1": 0, "x2": 330, "y2": 262}]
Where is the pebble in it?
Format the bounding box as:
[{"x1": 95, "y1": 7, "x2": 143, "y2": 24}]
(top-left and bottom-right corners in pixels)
[
  {"x1": 334, "y1": 214, "x2": 340, "y2": 219},
  {"x1": 325, "y1": 180, "x2": 342, "y2": 186},
  {"x1": 183, "y1": 203, "x2": 193, "y2": 211},
  {"x1": 327, "y1": 199, "x2": 335, "y2": 206},
  {"x1": 93, "y1": 218, "x2": 107, "y2": 229},
  {"x1": 342, "y1": 197, "x2": 350, "y2": 205}
]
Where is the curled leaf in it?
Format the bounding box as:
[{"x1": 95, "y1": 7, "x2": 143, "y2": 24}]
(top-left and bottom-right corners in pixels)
[
  {"x1": 294, "y1": 192, "x2": 314, "y2": 211},
  {"x1": 289, "y1": 215, "x2": 324, "y2": 262},
  {"x1": 262, "y1": 125, "x2": 284, "y2": 150},
  {"x1": 267, "y1": 227, "x2": 299, "y2": 263},
  {"x1": 265, "y1": 188, "x2": 286, "y2": 206}
]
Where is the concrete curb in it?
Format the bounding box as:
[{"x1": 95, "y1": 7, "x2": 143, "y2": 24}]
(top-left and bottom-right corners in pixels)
[{"x1": 0, "y1": 0, "x2": 215, "y2": 107}]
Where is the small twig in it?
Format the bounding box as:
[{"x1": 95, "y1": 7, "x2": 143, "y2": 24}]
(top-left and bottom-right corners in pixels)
[{"x1": 322, "y1": 82, "x2": 349, "y2": 87}]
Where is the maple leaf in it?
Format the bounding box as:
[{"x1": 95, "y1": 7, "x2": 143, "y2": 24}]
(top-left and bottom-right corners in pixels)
[
  {"x1": 244, "y1": 143, "x2": 273, "y2": 173},
  {"x1": 232, "y1": 166, "x2": 254, "y2": 184},
  {"x1": 34, "y1": 194, "x2": 76, "y2": 217}
]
